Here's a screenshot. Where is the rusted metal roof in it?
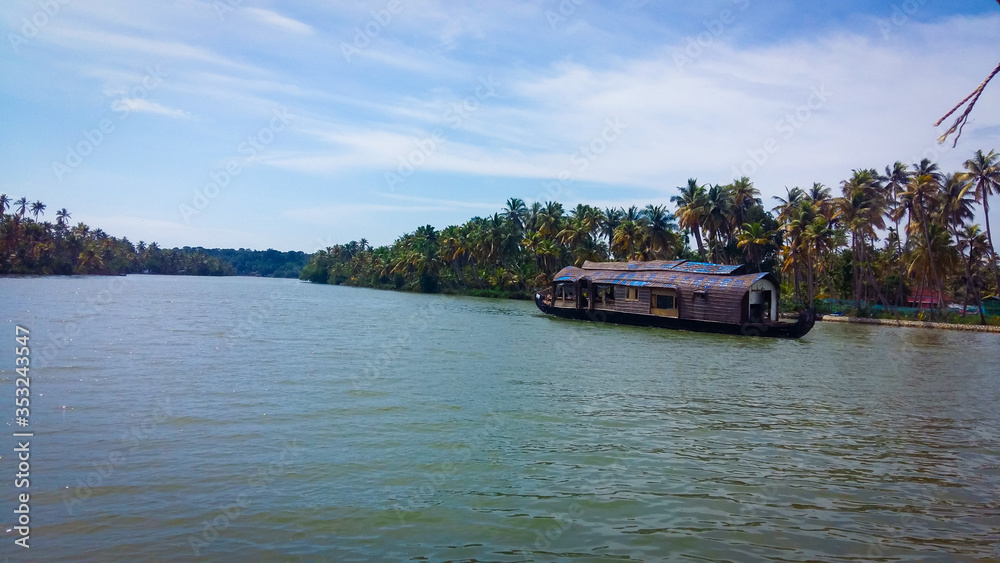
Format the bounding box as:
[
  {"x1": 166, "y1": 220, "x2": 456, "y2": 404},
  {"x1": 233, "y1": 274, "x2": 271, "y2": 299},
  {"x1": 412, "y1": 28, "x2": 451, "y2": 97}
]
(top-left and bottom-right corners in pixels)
[
  {"x1": 555, "y1": 266, "x2": 767, "y2": 291},
  {"x1": 580, "y1": 260, "x2": 745, "y2": 275}
]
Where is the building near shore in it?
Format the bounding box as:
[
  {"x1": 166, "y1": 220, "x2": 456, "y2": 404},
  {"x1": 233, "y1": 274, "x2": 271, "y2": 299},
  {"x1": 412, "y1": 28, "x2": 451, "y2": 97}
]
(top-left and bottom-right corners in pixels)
[
  {"x1": 984, "y1": 296, "x2": 1000, "y2": 317},
  {"x1": 906, "y1": 289, "x2": 947, "y2": 309}
]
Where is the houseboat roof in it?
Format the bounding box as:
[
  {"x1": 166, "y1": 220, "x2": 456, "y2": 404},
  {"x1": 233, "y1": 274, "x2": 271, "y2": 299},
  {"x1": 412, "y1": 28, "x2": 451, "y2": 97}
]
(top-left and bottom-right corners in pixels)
[
  {"x1": 579, "y1": 260, "x2": 745, "y2": 275},
  {"x1": 554, "y1": 263, "x2": 773, "y2": 293}
]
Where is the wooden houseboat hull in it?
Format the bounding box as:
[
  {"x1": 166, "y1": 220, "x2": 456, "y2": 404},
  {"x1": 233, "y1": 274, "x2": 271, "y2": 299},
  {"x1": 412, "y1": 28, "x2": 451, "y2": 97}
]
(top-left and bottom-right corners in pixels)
[
  {"x1": 535, "y1": 291, "x2": 815, "y2": 338},
  {"x1": 534, "y1": 260, "x2": 815, "y2": 338}
]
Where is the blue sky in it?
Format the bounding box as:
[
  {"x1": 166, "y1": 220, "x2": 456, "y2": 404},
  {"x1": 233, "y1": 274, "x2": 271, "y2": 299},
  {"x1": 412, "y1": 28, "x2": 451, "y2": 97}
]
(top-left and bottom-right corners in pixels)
[{"x1": 2, "y1": 0, "x2": 999, "y2": 251}]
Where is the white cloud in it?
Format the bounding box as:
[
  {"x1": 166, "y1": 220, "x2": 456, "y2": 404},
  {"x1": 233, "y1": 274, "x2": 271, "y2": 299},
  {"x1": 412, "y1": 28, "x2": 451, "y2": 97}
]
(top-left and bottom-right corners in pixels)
[
  {"x1": 244, "y1": 8, "x2": 314, "y2": 35},
  {"x1": 84, "y1": 215, "x2": 269, "y2": 249},
  {"x1": 44, "y1": 25, "x2": 245, "y2": 68},
  {"x1": 110, "y1": 98, "x2": 191, "y2": 119}
]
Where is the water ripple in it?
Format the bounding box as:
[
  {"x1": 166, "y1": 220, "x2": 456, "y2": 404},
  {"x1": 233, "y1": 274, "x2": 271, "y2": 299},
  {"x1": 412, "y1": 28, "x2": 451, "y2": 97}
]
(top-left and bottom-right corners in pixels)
[{"x1": 1, "y1": 276, "x2": 998, "y2": 560}]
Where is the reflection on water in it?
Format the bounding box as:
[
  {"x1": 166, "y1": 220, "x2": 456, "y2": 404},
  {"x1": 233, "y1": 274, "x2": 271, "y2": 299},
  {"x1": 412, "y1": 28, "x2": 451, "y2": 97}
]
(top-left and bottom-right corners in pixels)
[{"x1": 1, "y1": 275, "x2": 998, "y2": 560}]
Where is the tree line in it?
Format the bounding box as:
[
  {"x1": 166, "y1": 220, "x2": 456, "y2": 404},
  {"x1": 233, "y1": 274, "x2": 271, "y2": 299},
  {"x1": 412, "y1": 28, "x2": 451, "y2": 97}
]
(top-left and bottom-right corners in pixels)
[
  {"x1": 0, "y1": 196, "x2": 307, "y2": 277},
  {"x1": 301, "y1": 149, "x2": 1000, "y2": 322}
]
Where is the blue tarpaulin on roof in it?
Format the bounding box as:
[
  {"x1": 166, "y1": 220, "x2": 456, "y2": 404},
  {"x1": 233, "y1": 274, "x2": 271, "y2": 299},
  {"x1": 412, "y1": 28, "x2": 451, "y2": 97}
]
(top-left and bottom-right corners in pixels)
[{"x1": 552, "y1": 265, "x2": 769, "y2": 291}]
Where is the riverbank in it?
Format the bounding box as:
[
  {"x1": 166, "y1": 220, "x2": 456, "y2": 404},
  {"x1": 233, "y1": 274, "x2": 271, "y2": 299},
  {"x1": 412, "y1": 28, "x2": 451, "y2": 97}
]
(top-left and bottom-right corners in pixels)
[{"x1": 818, "y1": 314, "x2": 1000, "y2": 333}]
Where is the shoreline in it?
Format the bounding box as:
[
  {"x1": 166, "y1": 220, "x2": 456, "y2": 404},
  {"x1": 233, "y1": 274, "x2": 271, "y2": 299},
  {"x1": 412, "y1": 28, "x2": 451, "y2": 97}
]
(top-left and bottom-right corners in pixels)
[{"x1": 817, "y1": 314, "x2": 1000, "y2": 333}]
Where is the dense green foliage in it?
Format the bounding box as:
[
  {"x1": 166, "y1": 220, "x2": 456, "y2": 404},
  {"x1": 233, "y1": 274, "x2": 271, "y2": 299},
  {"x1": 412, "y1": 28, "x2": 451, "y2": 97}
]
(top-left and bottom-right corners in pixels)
[
  {"x1": 302, "y1": 149, "x2": 1000, "y2": 323},
  {"x1": 0, "y1": 197, "x2": 306, "y2": 277},
  {"x1": 174, "y1": 247, "x2": 309, "y2": 278}
]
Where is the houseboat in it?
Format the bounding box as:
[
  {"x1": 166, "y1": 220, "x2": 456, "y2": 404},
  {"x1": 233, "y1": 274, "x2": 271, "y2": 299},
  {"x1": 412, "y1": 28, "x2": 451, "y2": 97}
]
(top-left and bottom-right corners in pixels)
[{"x1": 534, "y1": 260, "x2": 815, "y2": 338}]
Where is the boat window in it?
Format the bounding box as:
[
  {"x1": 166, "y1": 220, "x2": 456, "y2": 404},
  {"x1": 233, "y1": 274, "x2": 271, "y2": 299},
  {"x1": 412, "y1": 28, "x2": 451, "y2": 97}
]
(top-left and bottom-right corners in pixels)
[
  {"x1": 592, "y1": 285, "x2": 615, "y2": 307},
  {"x1": 625, "y1": 287, "x2": 638, "y2": 301},
  {"x1": 650, "y1": 289, "x2": 679, "y2": 317},
  {"x1": 555, "y1": 283, "x2": 575, "y2": 306}
]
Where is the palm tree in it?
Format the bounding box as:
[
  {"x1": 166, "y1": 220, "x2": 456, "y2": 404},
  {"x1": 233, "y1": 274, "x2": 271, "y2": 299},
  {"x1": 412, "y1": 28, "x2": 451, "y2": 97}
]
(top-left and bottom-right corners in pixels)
[
  {"x1": 535, "y1": 238, "x2": 559, "y2": 275},
  {"x1": 601, "y1": 207, "x2": 624, "y2": 253},
  {"x1": 806, "y1": 182, "x2": 831, "y2": 204},
  {"x1": 800, "y1": 217, "x2": 837, "y2": 304},
  {"x1": 15, "y1": 197, "x2": 28, "y2": 219},
  {"x1": 623, "y1": 205, "x2": 642, "y2": 223},
  {"x1": 612, "y1": 220, "x2": 643, "y2": 261},
  {"x1": 939, "y1": 173, "x2": 975, "y2": 238},
  {"x1": 556, "y1": 218, "x2": 590, "y2": 264},
  {"x1": 730, "y1": 176, "x2": 761, "y2": 231},
  {"x1": 773, "y1": 187, "x2": 807, "y2": 227},
  {"x1": 962, "y1": 149, "x2": 1000, "y2": 293},
  {"x1": 837, "y1": 170, "x2": 888, "y2": 309},
  {"x1": 56, "y1": 208, "x2": 71, "y2": 228},
  {"x1": 571, "y1": 236, "x2": 606, "y2": 266},
  {"x1": 957, "y1": 224, "x2": 989, "y2": 322},
  {"x1": 883, "y1": 162, "x2": 911, "y2": 238},
  {"x1": 641, "y1": 204, "x2": 677, "y2": 260},
  {"x1": 0, "y1": 194, "x2": 10, "y2": 217},
  {"x1": 892, "y1": 173, "x2": 945, "y2": 313},
  {"x1": 774, "y1": 187, "x2": 810, "y2": 301},
  {"x1": 737, "y1": 222, "x2": 774, "y2": 272},
  {"x1": 907, "y1": 223, "x2": 957, "y2": 312},
  {"x1": 671, "y1": 178, "x2": 708, "y2": 261},
  {"x1": 883, "y1": 162, "x2": 911, "y2": 305},
  {"x1": 570, "y1": 204, "x2": 604, "y2": 241},
  {"x1": 913, "y1": 157, "x2": 943, "y2": 183},
  {"x1": 704, "y1": 184, "x2": 734, "y2": 262},
  {"x1": 536, "y1": 201, "x2": 563, "y2": 239},
  {"x1": 503, "y1": 197, "x2": 527, "y2": 234},
  {"x1": 30, "y1": 201, "x2": 46, "y2": 221}
]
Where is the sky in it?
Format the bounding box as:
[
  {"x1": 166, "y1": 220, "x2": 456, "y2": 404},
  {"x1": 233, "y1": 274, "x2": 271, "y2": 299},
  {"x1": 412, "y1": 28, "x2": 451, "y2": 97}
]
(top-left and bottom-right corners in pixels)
[{"x1": 2, "y1": 0, "x2": 999, "y2": 252}]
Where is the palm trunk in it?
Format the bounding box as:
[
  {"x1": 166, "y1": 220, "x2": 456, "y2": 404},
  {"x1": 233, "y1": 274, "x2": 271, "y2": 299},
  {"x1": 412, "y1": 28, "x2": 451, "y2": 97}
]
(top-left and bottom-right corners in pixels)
[
  {"x1": 961, "y1": 254, "x2": 972, "y2": 318},
  {"x1": 976, "y1": 283, "x2": 986, "y2": 325},
  {"x1": 793, "y1": 256, "x2": 802, "y2": 304},
  {"x1": 692, "y1": 226, "x2": 706, "y2": 261},
  {"x1": 895, "y1": 218, "x2": 905, "y2": 308},
  {"x1": 852, "y1": 235, "x2": 862, "y2": 309},
  {"x1": 867, "y1": 259, "x2": 891, "y2": 310},
  {"x1": 859, "y1": 236, "x2": 890, "y2": 310},
  {"x1": 920, "y1": 214, "x2": 945, "y2": 319},
  {"x1": 982, "y1": 196, "x2": 1000, "y2": 294},
  {"x1": 860, "y1": 238, "x2": 869, "y2": 305},
  {"x1": 916, "y1": 275, "x2": 926, "y2": 315},
  {"x1": 806, "y1": 253, "x2": 816, "y2": 304}
]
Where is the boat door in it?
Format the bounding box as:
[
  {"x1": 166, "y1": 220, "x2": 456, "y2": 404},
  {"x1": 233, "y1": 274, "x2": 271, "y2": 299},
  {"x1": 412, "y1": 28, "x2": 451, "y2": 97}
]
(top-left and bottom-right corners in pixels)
[
  {"x1": 749, "y1": 279, "x2": 778, "y2": 322},
  {"x1": 577, "y1": 277, "x2": 591, "y2": 310}
]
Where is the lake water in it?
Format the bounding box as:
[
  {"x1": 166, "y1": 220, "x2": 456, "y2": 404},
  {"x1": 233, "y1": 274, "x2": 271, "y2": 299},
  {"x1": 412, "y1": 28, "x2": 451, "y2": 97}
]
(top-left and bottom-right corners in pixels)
[{"x1": 1, "y1": 275, "x2": 999, "y2": 561}]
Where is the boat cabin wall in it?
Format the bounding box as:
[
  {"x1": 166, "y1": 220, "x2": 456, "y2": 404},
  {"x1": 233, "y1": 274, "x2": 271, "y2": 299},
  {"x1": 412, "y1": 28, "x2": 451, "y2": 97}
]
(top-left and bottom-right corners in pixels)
[
  {"x1": 613, "y1": 286, "x2": 651, "y2": 315},
  {"x1": 608, "y1": 284, "x2": 746, "y2": 324},
  {"x1": 678, "y1": 288, "x2": 745, "y2": 324}
]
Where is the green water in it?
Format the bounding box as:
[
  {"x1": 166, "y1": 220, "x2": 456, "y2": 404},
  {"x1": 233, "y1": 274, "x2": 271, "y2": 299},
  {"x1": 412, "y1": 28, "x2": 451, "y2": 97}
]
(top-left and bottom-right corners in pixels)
[{"x1": 1, "y1": 275, "x2": 998, "y2": 560}]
